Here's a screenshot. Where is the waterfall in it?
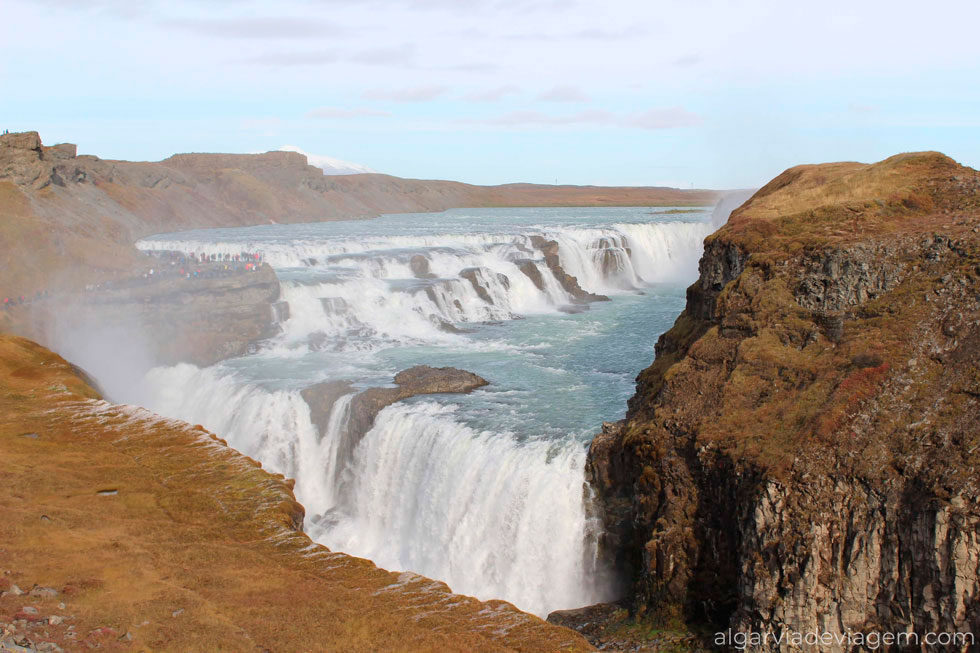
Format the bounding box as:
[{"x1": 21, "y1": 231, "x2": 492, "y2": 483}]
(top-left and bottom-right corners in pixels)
[
  {"x1": 139, "y1": 220, "x2": 712, "y2": 353},
  {"x1": 308, "y1": 402, "x2": 604, "y2": 617},
  {"x1": 132, "y1": 211, "x2": 712, "y2": 618}
]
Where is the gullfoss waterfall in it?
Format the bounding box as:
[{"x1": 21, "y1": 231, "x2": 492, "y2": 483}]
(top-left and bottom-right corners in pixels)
[{"x1": 131, "y1": 207, "x2": 712, "y2": 617}]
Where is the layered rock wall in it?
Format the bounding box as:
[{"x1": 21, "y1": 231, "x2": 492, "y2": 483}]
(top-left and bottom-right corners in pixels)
[{"x1": 587, "y1": 152, "x2": 980, "y2": 649}]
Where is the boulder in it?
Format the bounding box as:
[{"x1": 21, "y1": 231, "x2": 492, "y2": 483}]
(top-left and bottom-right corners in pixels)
[
  {"x1": 410, "y1": 254, "x2": 436, "y2": 279},
  {"x1": 346, "y1": 366, "x2": 488, "y2": 449},
  {"x1": 300, "y1": 380, "x2": 354, "y2": 439}
]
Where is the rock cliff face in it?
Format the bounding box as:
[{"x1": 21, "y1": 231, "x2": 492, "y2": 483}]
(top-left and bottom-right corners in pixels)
[
  {"x1": 4, "y1": 263, "x2": 281, "y2": 369},
  {"x1": 587, "y1": 152, "x2": 980, "y2": 648}
]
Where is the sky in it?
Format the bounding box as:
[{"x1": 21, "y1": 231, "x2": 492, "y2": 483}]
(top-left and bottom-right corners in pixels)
[{"x1": 2, "y1": 0, "x2": 979, "y2": 189}]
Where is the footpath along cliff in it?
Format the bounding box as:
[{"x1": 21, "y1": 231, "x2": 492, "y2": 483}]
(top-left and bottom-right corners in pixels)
[{"x1": 584, "y1": 152, "x2": 980, "y2": 649}]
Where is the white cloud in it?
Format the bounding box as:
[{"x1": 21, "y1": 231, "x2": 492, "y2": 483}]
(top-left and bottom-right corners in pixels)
[
  {"x1": 350, "y1": 43, "x2": 416, "y2": 65},
  {"x1": 463, "y1": 85, "x2": 520, "y2": 102},
  {"x1": 279, "y1": 145, "x2": 377, "y2": 175},
  {"x1": 162, "y1": 17, "x2": 345, "y2": 39},
  {"x1": 474, "y1": 106, "x2": 702, "y2": 129},
  {"x1": 848, "y1": 103, "x2": 880, "y2": 113},
  {"x1": 673, "y1": 54, "x2": 702, "y2": 67},
  {"x1": 304, "y1": 106, "x2": 392, "y2": 119},
  {"x1": 536, "y1": 85, "x2": 589, "y2": 102},
  {"x1": 626, "y1": 107, "x2": 702, "y2": 129},
  {"x1": 362, "y1": 85, "x2": 449, "y2": 102},
  {"x1": 237, "y1": 50, "x2": 339, "y2": 66},
  {"x1": 485, "y1": 109, "x2": 613, "y2": 126}
]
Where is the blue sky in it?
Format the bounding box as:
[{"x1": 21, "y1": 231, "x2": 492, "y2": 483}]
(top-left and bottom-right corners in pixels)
[{"x1": 3, "y1": 0, "x2": 979, "y2": 188}]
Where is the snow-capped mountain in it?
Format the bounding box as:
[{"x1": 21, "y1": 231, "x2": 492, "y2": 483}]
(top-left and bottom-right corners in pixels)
[{"x1": 279, "y1": 145, "x2": 377, "y2": 175}]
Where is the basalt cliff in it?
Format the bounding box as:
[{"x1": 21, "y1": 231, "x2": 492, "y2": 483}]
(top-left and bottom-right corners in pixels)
[{"x1": 586, "y1": 152, "x2": 980, "y2": 648}]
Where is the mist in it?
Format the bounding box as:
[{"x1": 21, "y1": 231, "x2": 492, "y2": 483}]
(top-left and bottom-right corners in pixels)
[{"x1": 710, "y1": 189, "x2": 757, "y2": 229}]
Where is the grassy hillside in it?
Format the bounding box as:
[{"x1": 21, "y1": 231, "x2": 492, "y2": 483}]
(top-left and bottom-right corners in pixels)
[{"x1": 0, "y1": 334, "x2": 591, "y2": 651}]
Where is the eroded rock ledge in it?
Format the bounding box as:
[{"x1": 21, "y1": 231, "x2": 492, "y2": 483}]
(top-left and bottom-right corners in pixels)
[
  {"x1": 528, "y1": 235, "x2": 610, "y2": 304},
  {"x1": 303, "y1": 365, "x2": 489, "y2": 445},
  {"x1": 5, "y1": 263, "x2": 281, "y2": 368},
  {"x1": 585, "y1": 152, "x2": 980, "y2": 649}
]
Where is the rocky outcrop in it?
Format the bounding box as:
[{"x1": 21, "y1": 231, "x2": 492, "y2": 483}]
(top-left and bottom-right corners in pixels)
[
  {"x1": 7, "y1": 263, "x2": 281, "y2": 369},
  {"x1": 528, "y1": 235, "x2": 610, "y2": 304},
  {"x1": 460, "y1": 267, "x2": 509, "y2": 304},
  {"x1": 795, "y1": 244, "x2": 905, "y2": 311},
  {"x1": 0, "y1": 131, "x2": 80, "y2": 190},
  {"x1": 410, "y1": 253, "x2": 436, "y2": 279},
  {"x1": 586, "y1": 152, "x2": 980, "y2": 649},
  {"x1": 346, "y1": 366, "x2": 488, "y2": 447},
  {"x1": 517, "y1": 258, "x2": 547, "y2": 291},
  {"x1": 301, "y1": 379, "x2": 354, "y2": 438},
  {"x1": 298, "y1": 366, "x2": 489, "y2": 498}
]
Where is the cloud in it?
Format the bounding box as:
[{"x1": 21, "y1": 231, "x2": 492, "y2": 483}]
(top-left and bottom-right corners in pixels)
[
  {"x1": 537, "y1": 84, "x2": 590, "y2": 102},
  {"x1": 506, "y1": 25, "x2": 646, "y2": 42},
  {"x1": 350, "y1": 43, "x2": 416, "y2": 65},
  {"x1": 362, "y1": 85, "x2": 449, "y2": 102},
  {"x1": 239, "y1": 117, "x2": 284, "y2": 131},
  {"x1": 485, "y1": 109, "x2": 614, "y2": 126},
  {"x1": 162, "y1": 17, "x2": 345, "y2": 39},
  {"x1": 233, "y1": 43, "x2": 417, "y2": 68},
  {"x1": 236, "y1": 50, "x2": 339, "y2": 66},
  {"x1": 439, "y1": 62, "x2": 498, "y2": 73},
  {"x1": 573, "y1": 26, "x2": 647, "y2": 40},
  {"x1": 304, "y1": 106, "x2": 392, "y2": 119},
  {"x1": 464, "y1": 85, "x2": 520, "y2": 102},
  {"x1": 673, "y1": 54, "x2": 702, "y2": 67},
  {"x1": 626, "y1": 107, "x2": 703, "y2": 129},
  {"x1": 848, "y1": 103, "x2": 880, "y2": 113},
  {"x1": 473, "y1": 106, "x2": 702, "y2": 129}
]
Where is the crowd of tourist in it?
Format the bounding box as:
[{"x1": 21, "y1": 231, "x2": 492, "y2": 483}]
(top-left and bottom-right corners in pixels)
[{"x1": 2, "y1": 250, "x2": 265, "y2": 310}]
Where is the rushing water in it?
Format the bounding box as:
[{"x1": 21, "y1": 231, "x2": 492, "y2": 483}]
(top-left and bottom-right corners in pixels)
[{"x1": 129, "y1": 206, "x2": 713, "y2": 617}]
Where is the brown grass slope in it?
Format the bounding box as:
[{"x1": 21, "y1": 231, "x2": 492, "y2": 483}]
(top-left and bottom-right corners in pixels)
[
  {"x1": 629, "y1": 151, "x2": 980, "y2": 467},
  {"x1": 0, "y1": 334, "x2": 592, "y2": 652},
  {"x1": 0, "y1": 132, "x2": 716, "y2": 299},
  {"x1": 587, "y1": 151, "x2": 980, "y2": 641}
]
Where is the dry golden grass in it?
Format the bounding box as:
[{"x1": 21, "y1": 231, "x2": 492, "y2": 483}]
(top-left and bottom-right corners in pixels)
[
  {"x1": 721, "y1": 151, "x2": 975, "y2": 250},
  {"x1": 0, "y1": 334, "x2": 591, "y2": 652},
  {"x1": 627, "y1": 152, "x2": 980, "y2": 476}
]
